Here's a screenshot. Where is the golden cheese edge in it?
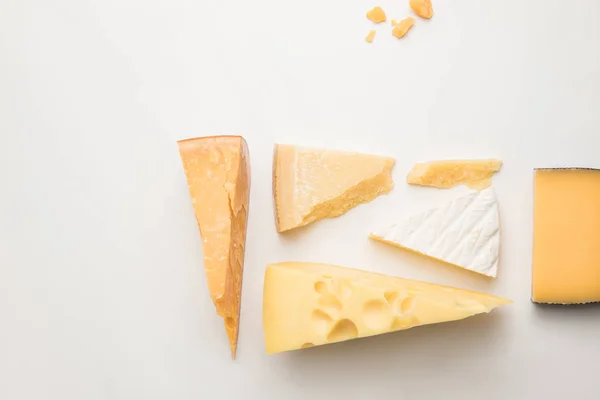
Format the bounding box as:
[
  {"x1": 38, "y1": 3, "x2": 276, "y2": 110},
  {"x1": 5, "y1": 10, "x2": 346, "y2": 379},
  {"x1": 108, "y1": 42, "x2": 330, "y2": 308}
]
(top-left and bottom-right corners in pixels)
[
  {"x1": 263, "y1": 261, "x2": 512, "y2": 354},
  {"x1": 272, "y1": 144, "x2": 395, "y2": 233},
  {"x1": 406, "y1": 159, "x2": 503, "y2": 189},
  {"x1": 178, "y1": 135, "x2": 251, "y2": 359}
]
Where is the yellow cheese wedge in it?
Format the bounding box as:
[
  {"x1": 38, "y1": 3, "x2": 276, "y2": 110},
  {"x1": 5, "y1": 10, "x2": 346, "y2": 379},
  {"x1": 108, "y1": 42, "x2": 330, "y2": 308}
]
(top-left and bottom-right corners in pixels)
[
  {"x1": 406, "y1": 159, "x2": 503, "y2": 190},
  {"x1": 178, "y1": 135, "x2": 251, "y2": 358},
  {"x1": 272, "y1": 144, "x2": 395, "y2": 232},
  {"x1": 533, "y1": 168, "x2": 600, "y2": 304},
  {"x1": 263, "y1": 262, "x2": 511, "y2": 354}
]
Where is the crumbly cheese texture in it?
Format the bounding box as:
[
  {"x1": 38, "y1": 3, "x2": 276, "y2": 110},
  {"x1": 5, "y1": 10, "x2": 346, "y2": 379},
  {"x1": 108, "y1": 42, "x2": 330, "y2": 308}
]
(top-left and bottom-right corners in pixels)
[
  {"x1": 272, "y1": 144, "x2": 395, "y2": 232},
  {"x1": 407, "y1": 159, "x2": 503, "y2": 190},
  {"x1": 533, "y1": 169, "x2": 600, "y2": 304},
  {"x1": 263, "y1": 262, "x2": 511, "y2": 354},
  {"x1": 370, "y1": 187, "x2": 500, "y2": 278},
  {"x1": 178, "y1": 136, "x2": 251, "y2": 358}
]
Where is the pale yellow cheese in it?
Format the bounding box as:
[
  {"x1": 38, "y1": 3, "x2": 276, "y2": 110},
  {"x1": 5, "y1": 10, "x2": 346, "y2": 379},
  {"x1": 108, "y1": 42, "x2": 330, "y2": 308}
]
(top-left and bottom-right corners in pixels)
[
  {"x1": 272, "y1": 144, "x2": 395, "y2": 232},
  {"x1": 533, "y1": 169, "x2": 600, "y2": 304},
  {"x1": 263, "y1": 262, "x2": 511, "y2": 354},
  {"x1": 178, "y1": 135, "x2": 251, "y2": 358},
  {"x1": 407, "y1": 159, "x2": 503, "y2": 190}
]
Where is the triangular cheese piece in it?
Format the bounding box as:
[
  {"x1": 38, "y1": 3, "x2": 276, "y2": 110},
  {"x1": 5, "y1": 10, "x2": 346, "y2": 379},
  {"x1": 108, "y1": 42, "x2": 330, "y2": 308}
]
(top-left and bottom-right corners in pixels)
[
  {"x1": 370, "y1": 187, "x2": 500, "y2": 277},
  {"x1": 263, "y1": 262, "x2": 511, "y2": 354},
  {"x1": 178, "y1": 135, "x2": 251, "y2": 359},
  {"x1": 407, "y1": 159, "x2": 502, "y2": 190},
  {"x1": 273, "y1": 144, "x2": 395, "y2": 232}
]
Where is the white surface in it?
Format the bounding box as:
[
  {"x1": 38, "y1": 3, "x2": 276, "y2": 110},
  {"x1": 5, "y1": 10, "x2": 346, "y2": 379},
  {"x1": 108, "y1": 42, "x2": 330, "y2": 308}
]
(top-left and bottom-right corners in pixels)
[
  {"x1": 1, "y1": 0, "x2": 599, "y2": 399},
  {"x1": 371, "y1": 187, "x2": 500, "y2": 277}
]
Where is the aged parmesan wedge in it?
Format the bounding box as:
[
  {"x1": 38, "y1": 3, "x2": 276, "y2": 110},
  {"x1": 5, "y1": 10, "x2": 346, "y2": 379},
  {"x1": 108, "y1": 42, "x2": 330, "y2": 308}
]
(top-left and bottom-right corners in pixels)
[
  {"x1": 273, "y1": 144, "x2": 395, "y2": 232},
  {"x1": 178, "y1": 135, "x2": 250, "y2": 359}
]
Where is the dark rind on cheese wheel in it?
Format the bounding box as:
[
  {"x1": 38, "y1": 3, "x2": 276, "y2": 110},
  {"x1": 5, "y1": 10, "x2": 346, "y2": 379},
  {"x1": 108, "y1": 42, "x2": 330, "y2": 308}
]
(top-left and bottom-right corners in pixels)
[
  {"x1": 533, "y1": 167, "x2": 600, "y2": 171},
  {"x1": 531, "y1": 298, "x2": 600, "y2": 306}
]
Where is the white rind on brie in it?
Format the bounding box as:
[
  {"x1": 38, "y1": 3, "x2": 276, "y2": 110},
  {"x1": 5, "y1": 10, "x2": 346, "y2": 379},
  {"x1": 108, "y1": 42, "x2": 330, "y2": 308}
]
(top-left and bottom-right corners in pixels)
[{"x1": 371, "y1": 187, "x2": 500, "y2": 278}]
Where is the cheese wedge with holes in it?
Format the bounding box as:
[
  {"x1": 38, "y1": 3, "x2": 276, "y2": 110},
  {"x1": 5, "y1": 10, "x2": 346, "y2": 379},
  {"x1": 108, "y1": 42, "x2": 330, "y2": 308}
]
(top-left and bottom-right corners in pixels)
[
  {"x1": 263, "y1": 262, "x2": 511, "y2": 354},
  {"x1": 533, "y1": 168, "x2": 600, "y2": 304},
  {"x1": 370, "y1": 187, "x2": 500, "y2": 277},
  {"x1": 178, "y1": 136, "x2": 250, "y2": 359},
  {"x1": 273, "y1": 144, "x2": 395, "y2": 232},
  {"x1": 407, "y1": 159, "x2": 502, "y2": 190}
]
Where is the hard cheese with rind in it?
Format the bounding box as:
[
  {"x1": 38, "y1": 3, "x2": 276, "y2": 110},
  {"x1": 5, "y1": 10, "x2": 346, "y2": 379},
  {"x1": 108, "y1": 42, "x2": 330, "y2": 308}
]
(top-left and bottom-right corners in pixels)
[
  {"x1": 178, "y1": 135, "x2": 250, "y2": 358},
  {"x1": 263, "y1": 262, "x2": 511, "y2": 354},
  {"x1": 370, "y1": 187, "x2": 500, "y2": 277},
  {"x1": 273, "y1": 144, "x2": 395, "y2": 232},
  {"x1": 533, "y1": 168, "x2": 600, "y2": 304},
  {"x1": 407, "y1": 159, "x2": 502, "y2": 190}
]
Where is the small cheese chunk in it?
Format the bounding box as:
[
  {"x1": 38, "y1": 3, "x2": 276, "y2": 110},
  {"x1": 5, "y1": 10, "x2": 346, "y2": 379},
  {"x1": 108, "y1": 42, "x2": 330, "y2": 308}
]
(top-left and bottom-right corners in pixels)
[
  {"x1": 365, "y1": 29, "x2": 376, "y2": 43},
  {"x1": 533, "y1": 169, "x2": 600, "y2": 304},
  {"x1": 366, "y1": 6, "x2": 387, "y2": 23},
  {"x1": 392, "y1": 17, "x2": 415, "y2": 39},
  {"x1": 178, "y1": 135, "x2": 251, "y2": 358},
  {"x1": 407, "y1": 159, "x2": 503, "y2": 190},
  {"x1": 370, "y1": 187, "x2": 500, "y2": 277},
  {"x1": 273, "y1": 144, "x2": 395, "y2": 232},
  {"x1": 410, "y1": 0, "x2": 434, "y2": 19},
  {"x1": 263, "y1": 262, "x2": 511, "y2": 354}
]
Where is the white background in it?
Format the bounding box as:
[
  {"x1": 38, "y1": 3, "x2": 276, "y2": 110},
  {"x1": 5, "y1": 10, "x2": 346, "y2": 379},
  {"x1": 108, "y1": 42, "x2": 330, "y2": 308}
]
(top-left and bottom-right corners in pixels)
[{"x1": 1, "y1": 0, "x2": 600, "y2": 399}]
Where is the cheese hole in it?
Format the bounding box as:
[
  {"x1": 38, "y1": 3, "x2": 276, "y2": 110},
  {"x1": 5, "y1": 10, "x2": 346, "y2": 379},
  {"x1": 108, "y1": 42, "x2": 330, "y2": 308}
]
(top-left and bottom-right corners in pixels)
[
  {"x1": 225, "y1": 317, "x2": 235, "y2": 329},
  {"x1": 362, "y1": 299, "x2": 392, "y2": 330},
  {"x1": 327, "y1": 319, "x2": 358, "y2": 342},
  {"x1": 301, "y1": 342, "x2": 314, "y2": 349},
  {"x1": 311, "y1": 309, "x2": 333, "y2": 334},
  {"x1": 400, "y1": 296, "x2": 415, "y2": 314},
  {"x1": 314, "y1": 281, "x2": 327, "y2": 294},
  {"x1": 318, "y1": 293, "x2": 342, "y2": 311},
  {"x1": 384, "y1": 291, "x2": 399, "y2": 306}
]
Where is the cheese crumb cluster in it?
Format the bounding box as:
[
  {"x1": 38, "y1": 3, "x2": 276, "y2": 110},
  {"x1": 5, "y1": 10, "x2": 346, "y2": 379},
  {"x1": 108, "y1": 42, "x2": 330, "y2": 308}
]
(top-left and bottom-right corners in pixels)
[{"x1": 365, "y1": 0, "x2": 434, "y2": 43}]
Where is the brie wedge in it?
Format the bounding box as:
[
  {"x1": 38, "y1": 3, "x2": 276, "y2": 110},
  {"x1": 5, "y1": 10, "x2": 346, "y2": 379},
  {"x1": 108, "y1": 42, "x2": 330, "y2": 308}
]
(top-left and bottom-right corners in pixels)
[{"x1": 370, "y1": 187, "x2": 500, "y2": 278}]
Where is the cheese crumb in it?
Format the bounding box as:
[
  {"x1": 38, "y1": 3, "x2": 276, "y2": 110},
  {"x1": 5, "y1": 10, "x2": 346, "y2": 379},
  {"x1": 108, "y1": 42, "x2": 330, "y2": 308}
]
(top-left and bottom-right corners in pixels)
[
  {"x1": 410, "y1": 0, "x2": 434, "y2": 19},
  {"x1": 366, "y1": 6, "x2": 387, "y2": 23},
  {"x1": 365, "y1": 30, "x2": 376, "y2": 43},
  {"x1": 392, "y1": 17, "x2": 415, "y2": 39}
]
